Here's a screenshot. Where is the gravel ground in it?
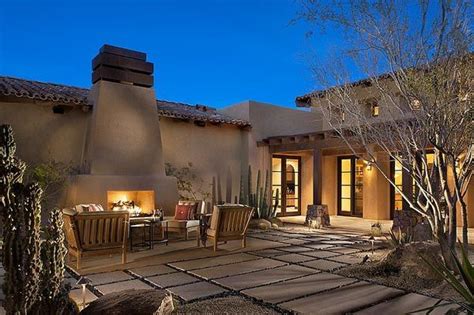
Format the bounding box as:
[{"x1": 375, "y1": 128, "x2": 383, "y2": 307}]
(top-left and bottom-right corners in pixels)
[{"x1": 175, "y1": 296, "x2": 278, "y2": 314}]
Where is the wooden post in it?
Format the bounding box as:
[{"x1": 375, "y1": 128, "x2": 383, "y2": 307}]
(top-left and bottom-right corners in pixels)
[{"x1": 313, "y1": 149, "x2": 323, "y2": 205}]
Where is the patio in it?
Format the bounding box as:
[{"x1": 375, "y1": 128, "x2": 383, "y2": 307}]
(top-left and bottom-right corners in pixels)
[{"x1": 62, "y1": 226, "x2": 455, "y2": 314}]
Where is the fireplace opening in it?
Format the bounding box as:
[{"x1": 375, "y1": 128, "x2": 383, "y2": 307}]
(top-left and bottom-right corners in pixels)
[{"x1": 107, "y1": 190, "x2": 155, "y2": 215}]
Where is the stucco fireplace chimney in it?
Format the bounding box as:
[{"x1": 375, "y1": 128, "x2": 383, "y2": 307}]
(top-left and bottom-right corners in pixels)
[{"x1": 66, "y1": 45, "x2": 178, "y2": 213}]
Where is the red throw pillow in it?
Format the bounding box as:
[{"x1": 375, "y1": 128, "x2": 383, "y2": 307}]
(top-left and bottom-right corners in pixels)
[{"x1": 175, "y1": 204, "x2": 194, "y2": 220}]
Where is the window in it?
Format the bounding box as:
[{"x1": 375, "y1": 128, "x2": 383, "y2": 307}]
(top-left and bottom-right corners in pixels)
[
  {"x1": 371, "y1": 103, "x2": 379, "y2": 117},
  {"x1": 363, "y1": 98, "x2": 379, "y2": 117}
]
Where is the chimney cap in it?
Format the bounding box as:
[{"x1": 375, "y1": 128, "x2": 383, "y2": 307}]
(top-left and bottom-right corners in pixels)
[{"x1": 100, "y1": 44, "x2": 146, "y2": 61}]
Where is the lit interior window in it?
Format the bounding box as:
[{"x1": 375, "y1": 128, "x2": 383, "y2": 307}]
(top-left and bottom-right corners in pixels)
[{"x1": 372, "y1": 104, "x2": 379, "y2": 117}]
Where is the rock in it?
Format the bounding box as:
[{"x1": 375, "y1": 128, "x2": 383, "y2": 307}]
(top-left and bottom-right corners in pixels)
[
  {"x1": 249, "y1": 219, "x2": 272, "y2": 230},
  {"x1": 81, "y1": 289, "x2": 170, "y2": 315},
  {"x1": 270, "y1": 217, "x2": 284, "y2": 227},
  {"x1": 306, "y1": 205, "x2": 330, "y2": 228},
  {"x1": 392, "y1": 210, "x2": 432, "y2": 241}
]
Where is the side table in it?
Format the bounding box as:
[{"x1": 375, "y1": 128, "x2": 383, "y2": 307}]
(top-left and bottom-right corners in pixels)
[{"x1": 129, "y1": 216, "x2": 168, "y2": 251}]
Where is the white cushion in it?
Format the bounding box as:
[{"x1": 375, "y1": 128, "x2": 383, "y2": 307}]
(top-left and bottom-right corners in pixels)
[{"x1": 167, "y1": 220, "x2": 200, "y2": 229}]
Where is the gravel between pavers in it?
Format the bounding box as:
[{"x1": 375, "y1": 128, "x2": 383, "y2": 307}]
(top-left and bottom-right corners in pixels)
[{"x1": 175, "y1": 296, "x2": 278, "y2": 314}]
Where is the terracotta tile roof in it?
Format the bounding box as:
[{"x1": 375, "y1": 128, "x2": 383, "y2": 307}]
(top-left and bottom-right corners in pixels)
[
  {"x1": 156, "y1": 100, "x2": 251, "y2": 127},
  {"x1": 0, "y1": 76, "x2": 90, "y2": 105},
  {"x1": 0, "y1": 76, "x2": 250, "y2": 127}
]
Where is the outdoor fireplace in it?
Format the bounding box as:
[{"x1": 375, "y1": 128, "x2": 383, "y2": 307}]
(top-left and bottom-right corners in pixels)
[
  {"x1": 107, "y1": 190, "x2": 155, "y2": 214},
  {"x1": 65, "y1": 45, "x2": 178, "y2": 214}
]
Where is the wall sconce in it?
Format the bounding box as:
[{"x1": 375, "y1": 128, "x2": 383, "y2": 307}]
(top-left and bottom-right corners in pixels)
[
  {"x1": 364, "y1": 159, "x2": 374, "y2": 171},
  {"x1": 366, "y1": 162, "x2": 373, "y2": 171}
]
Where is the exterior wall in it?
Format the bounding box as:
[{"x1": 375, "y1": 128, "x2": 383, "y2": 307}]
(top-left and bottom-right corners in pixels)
[
  {"x1": 321, "y1": 155, "x2": 337, "y2": 215},
  {"x1": 362, "y1": 152, "x2": 391, "y2": 220},
  {"x1": 0, "y1": 100, "x2": 89, "y2": 168},
  {"x1": 221, "y1": 100, "x2": 321, "y2": 209},
  {"x1": 159, "y1": 117, "x2": 247, "y2": 210},
  {"x1": 300, "y1": 151, "x2": 313, "y2": 216}
]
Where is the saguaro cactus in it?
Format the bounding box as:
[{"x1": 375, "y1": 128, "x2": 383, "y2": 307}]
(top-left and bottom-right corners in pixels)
[
  {"x1": 0, "y1": 125, "x2": 72, "y2": 314},
  {"x1": 1, "y1": 125, "x2": 43, "y2": 314}
]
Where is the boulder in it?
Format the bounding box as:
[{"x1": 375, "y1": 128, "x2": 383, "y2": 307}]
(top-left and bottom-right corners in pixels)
[{"x1": 249, "y1": 218, "x2": 272, "y2": 230}]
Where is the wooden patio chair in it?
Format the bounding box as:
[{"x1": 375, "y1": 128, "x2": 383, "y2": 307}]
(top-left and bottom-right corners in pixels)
[
  {"x1": 62, "y1": 209, "x2": 129, "y2": 270},
  {"x1": 167, "y1": 200, "x2": 206, "y2": 242},
  {"x1": 206, "y1": 204, "x2": 254, "y2": 252}
]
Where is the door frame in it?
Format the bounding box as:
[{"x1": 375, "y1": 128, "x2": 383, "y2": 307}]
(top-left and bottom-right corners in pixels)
[
  {"x1": 272, "y1": 155, "x2": 302, "y2": 217},
  {"x1": 337, "y1": 156, "x2": 363, "y2": 217}
]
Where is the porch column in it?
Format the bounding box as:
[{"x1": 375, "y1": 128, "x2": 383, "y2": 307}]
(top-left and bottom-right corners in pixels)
[
  {"x1": 402, "y1": 168, "x2": 412, "y2": 211},
  {"x1": 313, "y1": 148, "x2": 323, "y2": 205}
]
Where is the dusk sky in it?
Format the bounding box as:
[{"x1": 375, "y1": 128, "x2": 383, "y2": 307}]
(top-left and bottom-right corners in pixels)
[{"x1": 0, "y1": 0, "x2": 344, "y2": 108}]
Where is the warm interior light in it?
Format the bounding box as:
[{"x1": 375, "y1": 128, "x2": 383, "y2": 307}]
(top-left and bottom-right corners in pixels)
[{"x1": 107, "y1": 190, "x2": 155, "y2": 214}]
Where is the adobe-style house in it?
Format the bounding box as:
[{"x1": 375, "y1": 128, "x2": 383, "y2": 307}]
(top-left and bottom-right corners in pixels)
[{"x1": 1, "y1": 44, "x2": 473, "y2": 226}]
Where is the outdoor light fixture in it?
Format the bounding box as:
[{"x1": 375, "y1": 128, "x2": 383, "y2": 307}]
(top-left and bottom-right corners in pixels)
[
  {"x1": 368, "y1": 235, "x2": 375, "y2": 254},
  {"x1": 364, "y1": 159, "x2": 374, "y2": 171},
  {"x1": 76, "y1": 276, "x2": 91, "y2": 310}
]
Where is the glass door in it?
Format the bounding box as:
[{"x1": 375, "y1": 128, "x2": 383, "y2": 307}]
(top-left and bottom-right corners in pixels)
[
  {"x1": 338, "y1": 156, "x2": 363, "y2": 217},
  {"x1": 272, "y1": 156, "x2": 301, "y2": 216}
]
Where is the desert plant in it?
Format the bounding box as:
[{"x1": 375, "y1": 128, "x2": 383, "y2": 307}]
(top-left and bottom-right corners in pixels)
[
  {"x1": 165, "y1": 162, "x2": 211, "y2": 202},
  {"x1": 26, "y1": 160, "x2": 74, "y2": 209},
  {"x1": 387, "y1": 227, "x2": 413, "y2": 249},
  {"x1": 0, "y1": 125, "x2": 72, "y2": 314},
  {"x1": 370, "y1": 222, "x2": 382, "y2": 237},
  {"x1": 420, "y1": 242, "x2": 474, "y2": 313}
]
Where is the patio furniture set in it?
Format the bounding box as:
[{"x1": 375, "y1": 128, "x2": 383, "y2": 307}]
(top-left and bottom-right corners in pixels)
[{"x1": 62, "y1": 202, "x2": 254, "y2": 270}]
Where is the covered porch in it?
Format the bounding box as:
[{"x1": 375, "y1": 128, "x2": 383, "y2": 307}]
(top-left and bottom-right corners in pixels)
[{"x1": 260, "y1": 130, "x2": 394, "y2": 222}]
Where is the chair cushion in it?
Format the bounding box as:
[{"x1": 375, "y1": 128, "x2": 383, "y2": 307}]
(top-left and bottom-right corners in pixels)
[
  {"x1": 174, "y1": 204, "x2": 194, "y2": 220},
  {"x1": 168, "y1": 220, "x2": 199, "y2": 229}
]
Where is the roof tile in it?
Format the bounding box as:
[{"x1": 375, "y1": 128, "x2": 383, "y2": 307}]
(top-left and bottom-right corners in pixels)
[{"x1": 0, "y1": 76, "x2": 250, "y2": 127}]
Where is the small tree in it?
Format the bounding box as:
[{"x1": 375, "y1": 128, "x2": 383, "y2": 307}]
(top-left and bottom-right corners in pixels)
[
  {"x1": 165, "y1": 162, "x2": 211, "y2": 202},
  {"x1": 297, "y1": 0, "x2": 473, "y2": 267}
]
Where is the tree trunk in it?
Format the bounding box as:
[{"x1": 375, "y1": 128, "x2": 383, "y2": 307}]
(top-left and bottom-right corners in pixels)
[
  {"x1": 437, "y1": 227, "x2": 457, "y2": 272},
  {"x1": 461, "y1": 203, "x2": 469, "y2": 252},
  {"x1": 448, "y1": 204, "x2": 457, "y2": 250}
]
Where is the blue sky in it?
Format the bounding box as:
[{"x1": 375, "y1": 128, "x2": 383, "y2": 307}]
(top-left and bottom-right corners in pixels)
[{"x1": 0, "y1": 0, "x2": 338, "y2": 108}]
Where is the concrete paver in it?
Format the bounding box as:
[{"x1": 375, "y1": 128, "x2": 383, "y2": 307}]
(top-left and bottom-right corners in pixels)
[
  {"x1": 85, "y1": 271, "x2": 133, "y2": 285},
  {"x1": 301, "y1": 259, "x2": 347, "y2": 271},
  {"x1": 215, "y1": 264, "x2": 318, "y2": 291},
  {"x1": 96, "y1": 279, "x2": 153, "y2": 295},
  {"x1": 128, "y1": 264, "x2": 176, "y2": 277},
  {"x1": 279, "y1": 246, "x2": 314, "y2": 253},
  {"x1": 273, "y1": 253, "x2": 317, "y2": 263},
  {"x1": 354, "y1": 293, "x2": 456, "y2": 315},
  {"x1": 242, "y1": 272, "x2": 357, "y2": 304},
  {"x1": 147, "y1": 272, "x2": 199, "y2": 288},
  {"x1": 279, "y1": 281, "x2": 404, "y2": 314},
  {"x1": 190, "y1": 258, "x2": 286, "y2": 279},
  {"x1": 168, "y1": 281, "x2": 227, "y2": 301},
  {"x1": 169, "y1": 253, "x2": 257, "y2": 271},
  {"x1": 302, "y1": 250, "x2": 340, "y2": 259}
]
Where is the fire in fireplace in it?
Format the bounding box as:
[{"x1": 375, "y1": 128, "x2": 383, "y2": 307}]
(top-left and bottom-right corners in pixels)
[{"x1": 107, "y1": 190, "x2": 155, "y2": 215}]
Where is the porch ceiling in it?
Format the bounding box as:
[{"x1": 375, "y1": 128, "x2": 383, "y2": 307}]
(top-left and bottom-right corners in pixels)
[{"x1": 258, "y1": 131, "x2": 355, "y2": 155}]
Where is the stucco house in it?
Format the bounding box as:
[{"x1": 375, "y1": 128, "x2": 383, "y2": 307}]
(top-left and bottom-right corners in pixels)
[{"x1": 1, "y1": 44, "x2": 472, "y2": 227}]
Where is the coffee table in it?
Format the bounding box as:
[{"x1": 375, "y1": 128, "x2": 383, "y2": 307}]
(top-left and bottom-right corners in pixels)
[{"x1": 129, "y1": 216, "x2": 168, "y2": 251}]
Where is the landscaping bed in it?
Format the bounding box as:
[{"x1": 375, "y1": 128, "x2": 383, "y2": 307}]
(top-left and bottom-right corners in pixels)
[{"x1": 336, "y1": 241, "x2": 464, "y2": 301}]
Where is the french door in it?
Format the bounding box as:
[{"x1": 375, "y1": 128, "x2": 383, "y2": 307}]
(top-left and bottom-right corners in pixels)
[
  {"x1": 272, "y1": 156, "x2": 301, "y2": 216},
  {"x1": 338, "y1": 156, "x2": 364, "y2": 217}
]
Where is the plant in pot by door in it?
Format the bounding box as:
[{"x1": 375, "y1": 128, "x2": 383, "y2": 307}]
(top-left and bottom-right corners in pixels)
[{"x1": 371, "y1": 222, "x2": 382, "y2": 237}]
